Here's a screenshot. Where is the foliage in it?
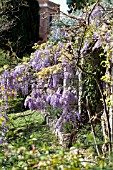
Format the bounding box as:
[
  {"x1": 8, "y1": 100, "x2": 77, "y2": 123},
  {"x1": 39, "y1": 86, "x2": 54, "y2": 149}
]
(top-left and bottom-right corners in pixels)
[
  {"x1": 1, "y1": 0, "x2": 113, "y2": 165},
  {"x1": 67, "y1": 0, "x2": 86, "y2": 9},
  {"x1": 0, "y1": 48, "x2": 19, "y2": 72},
  {"x1": 0, "y1": 111, "x2": 113, "y2": 169},
  {"x1": 0, "y1": 0, "x2": 40, "y2": 58},
  {"x1": 67, "y1": 0, "x2": 96, "y2": 10}
]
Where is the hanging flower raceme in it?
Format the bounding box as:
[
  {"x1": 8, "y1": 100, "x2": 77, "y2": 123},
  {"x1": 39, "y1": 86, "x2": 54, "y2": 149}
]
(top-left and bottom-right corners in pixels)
[
  {"x1": 90, "y1": 5, "x2": 103, "y2": 26},
  {"x1": 52, "y1": 74, "x2": 60, "y2": 88},
  {"x1": 0, "y1": 61, "x2": 34, "y2": 143},
  {"x1": 0, "y1": 14, "x2": 82, "y2": 141},
  {"x1": 81, "y1": 41, "x2": 89, "y2": 54},
  {"x1": 91, "y1": 6, "x2": 103, "y2": 19}
]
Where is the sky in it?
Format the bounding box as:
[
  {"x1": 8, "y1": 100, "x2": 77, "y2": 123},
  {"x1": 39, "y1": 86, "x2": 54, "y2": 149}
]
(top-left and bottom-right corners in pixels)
[{"x1": 50, "y1": 0, "x2": 68, "y2": 13}]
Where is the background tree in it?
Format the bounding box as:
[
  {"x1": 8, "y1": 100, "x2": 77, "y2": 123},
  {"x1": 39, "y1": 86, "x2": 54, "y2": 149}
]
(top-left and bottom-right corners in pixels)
[
  {"x1": 0, "y1": 0, "x2": 40, "y2": 58},
  {"x1": 67, "y1": 0, "x2": 86, "y2": 9},
  {"x1": 66, "y1": 0, "x2": 100, "y2": 10}
]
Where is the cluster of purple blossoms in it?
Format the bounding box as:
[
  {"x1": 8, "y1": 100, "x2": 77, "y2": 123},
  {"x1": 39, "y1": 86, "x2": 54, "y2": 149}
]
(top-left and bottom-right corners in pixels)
[
  {"x1": 0, "y1": 27, "x2": 80, "y2": 140},
  {"x1": 0, "y1": 62, "x2": 34, "y2": 143},
  {"x1": 91, "y1": 6, "x2": 103, "y2": 20},
  {"x1": 81, "y1": 42, "x2": 89, "y2": 54},
  {"x1": 90, "y1": 6, "x2": 103, "y2": 26}
]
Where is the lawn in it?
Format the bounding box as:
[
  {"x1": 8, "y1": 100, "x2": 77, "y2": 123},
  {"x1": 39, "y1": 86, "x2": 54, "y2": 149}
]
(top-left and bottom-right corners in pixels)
[
  {"x1": 7, "y1": 111, "x2": 63, "y2": 153},
  {"x1": 0, "y1": 111, "x2": 69, "y2": 169},
  {"x1": 0, "y1": 111, "x2": 112, "y2": 169}
]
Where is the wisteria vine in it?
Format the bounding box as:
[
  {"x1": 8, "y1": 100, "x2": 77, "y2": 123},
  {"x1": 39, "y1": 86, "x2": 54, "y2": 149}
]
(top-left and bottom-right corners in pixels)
[{"x1": 1, "y1": 1, "x2": 113, "y2": 152}]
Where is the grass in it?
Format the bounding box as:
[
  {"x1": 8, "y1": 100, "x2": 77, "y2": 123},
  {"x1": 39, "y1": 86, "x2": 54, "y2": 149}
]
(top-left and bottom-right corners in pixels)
[
  {"x1": 7, "y1": 110, "x2": 63, "y2": 154},
  {"x1": 1, "y1": 111, "x2": 113, "y2": 169},
  {"x1": 0, "y1": 110, "x2": 66, "y2": 169}
]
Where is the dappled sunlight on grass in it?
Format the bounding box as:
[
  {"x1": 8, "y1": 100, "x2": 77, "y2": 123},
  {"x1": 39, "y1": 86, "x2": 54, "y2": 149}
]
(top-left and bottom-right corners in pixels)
[{"x1": 7, "y1": 111, "x2": 63, "y2": 153}]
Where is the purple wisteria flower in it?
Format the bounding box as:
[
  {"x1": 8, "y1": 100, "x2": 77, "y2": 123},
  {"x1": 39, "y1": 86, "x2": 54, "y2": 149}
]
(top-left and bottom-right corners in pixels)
[
  {"x1": 56, "y1": 108, "x2": 68, "y2": 128},
  {"x1": 14, "y1": 65, "x2": 24, "y2": 75},
  {"x1": 81, "y1": 42, "x2": 89, "y2": 54},
  {"x1": 90, "y1": 6, "x2": 103, "y2": 26},
  {"x1": 41, "y1": 57, "x2": 50, "y2": 68},
  {"x1": 22, "y1": 76, "x2": 26, "y2": 82},
  {"x1": 52, "y1": 74, "x2": 60, "y2": 88},
  {"x1": 24, "y1": 83, "x2": 28, "y2": 95},
  {"x1": 32, "y1": 83, "x2": 37, "y2": 89},
  {"x1": 56, "y1": 87, "x2": 63, "y2": 95},
  {"x1": 56, "y1": 28, "x2": 60, "y2": 40},
  {"x1": 92, "y1": 39, "x2": 103, "y2": 51},
  {"x1": 93, "y1": 33, "x2": 99, "y2": 39},
  {"x1": 91, "y1": 6, "x2": 103, "y2": 19},
  {"x1": 59, "y1": 42, "x2": 63, "y2": 49},
  {"x1": 60, "y1": 124, "x2": 63, "y2": 132},
  {"x1": 50, "y1": 94, "x2": 59, "y2": 108},
  {"x1": 76, "y1": 110, "x2": 80, "y2": 120},
  {"x1": 64, "y1": 72, "x2": 70, "y2": 81},
  {"x1": 65, "y1": 114, "x2": 70, "y2": 123},
  {"x1": 54, "y1": 52, "x2": 61, "y2": 64},
  {"x1": 6, "y1": 78, "x2": 11, "y2": 86},
  {"x1": 32, "y1": 61, "x2": 37, "y2": 68},
  {"x1": 0, "y1": 138, "x2": 2, "y2": 144},
  {"x1": 36, "y1": 64, "x2": 41, "y2": 72},
  {"x1": 24, "y1": 97, "x2": 31, "y2": 108},
  {"x1": 46, "y1": 94, "x2": 51, "y2": 104},
  {"x1": 47, "y1": 44, "x2": 53, "y2": 49},
  {"x1": 32, "y1": 90, "x2": 38, "y2": 98},
  {"x1": 44, "y1": 46, "x2": 50, "y2": 55},
  {"x1": 49, "y1": 79, "x2": 53, "y2": 89},
  {"x1": 3, "y1": 70, "x2": 10, "y2": 78},
  {"x1": 72, "y1": 114, "x2": 77, "y2": 128},
  {"x1": 34, "y1": 50, "x2": 41, "y2": 62},
  {"x1": 65, "y1": 31, "x2": 68, "y2": 37},
  {"x1": 68, "y1": 91, "x2": 78, "y2": 105}
]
